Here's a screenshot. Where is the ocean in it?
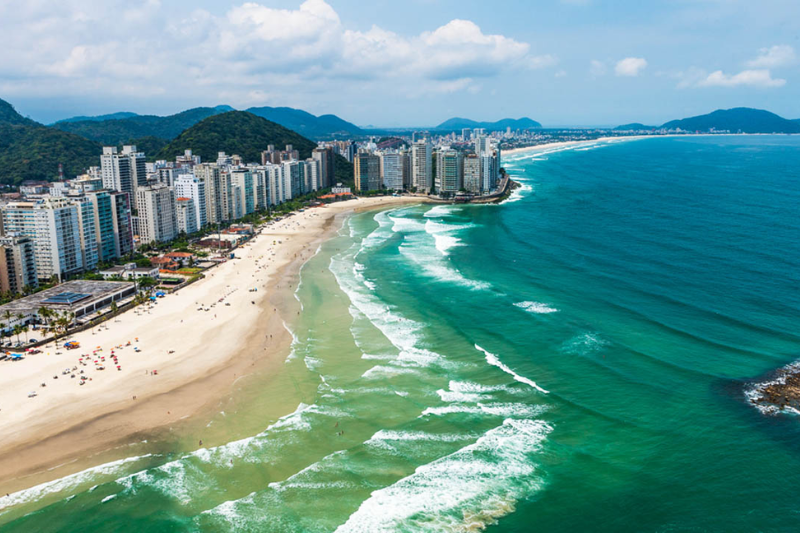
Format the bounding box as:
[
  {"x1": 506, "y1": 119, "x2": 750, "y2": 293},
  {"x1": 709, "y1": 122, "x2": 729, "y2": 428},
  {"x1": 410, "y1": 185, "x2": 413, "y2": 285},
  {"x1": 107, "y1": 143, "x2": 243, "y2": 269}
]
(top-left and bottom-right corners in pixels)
[{"x1": 2, "y1": 135, "x2": 800, "y2": 532}]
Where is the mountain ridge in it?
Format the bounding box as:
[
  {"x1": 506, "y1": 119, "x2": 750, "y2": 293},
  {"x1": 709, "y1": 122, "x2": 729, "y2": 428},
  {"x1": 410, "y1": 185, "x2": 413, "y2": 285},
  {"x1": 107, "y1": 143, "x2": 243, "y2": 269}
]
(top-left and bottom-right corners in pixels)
[
  {"x1": 435, "y1": 117, "x2": 542, "y2": 131},
  {"x1": 660, "y1": 108, "x2": 800, "y2": 133}
]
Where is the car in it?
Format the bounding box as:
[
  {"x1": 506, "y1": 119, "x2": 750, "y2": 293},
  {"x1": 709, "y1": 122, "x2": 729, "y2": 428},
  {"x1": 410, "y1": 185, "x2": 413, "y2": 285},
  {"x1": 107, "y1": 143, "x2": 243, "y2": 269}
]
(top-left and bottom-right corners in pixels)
[{"x1": 29, "y1": 338, "x2": 37, "y2": 343}]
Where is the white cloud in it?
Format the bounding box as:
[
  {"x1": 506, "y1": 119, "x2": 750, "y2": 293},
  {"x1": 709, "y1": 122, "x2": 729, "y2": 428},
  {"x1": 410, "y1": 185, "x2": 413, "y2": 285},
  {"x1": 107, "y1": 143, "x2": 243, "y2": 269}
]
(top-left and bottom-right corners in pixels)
[
  {"x1": 529, "y1": 54, "x2": 559, "y2": 70},
  {"x1": 590, "y1": 60, "x2": 607, "y2": 76},
  {"x1": 745, "y1": 45, "x2": 796, "y2": 68},
  {"x1": 697, "y1": 69, "x2": 786, "y2": 88},
  {"x1": 615, "y1": 57, "x2": 648, "y2": 77},
  {"x1": 0, "y1": 0, "x2": 559, "y2": 108}
]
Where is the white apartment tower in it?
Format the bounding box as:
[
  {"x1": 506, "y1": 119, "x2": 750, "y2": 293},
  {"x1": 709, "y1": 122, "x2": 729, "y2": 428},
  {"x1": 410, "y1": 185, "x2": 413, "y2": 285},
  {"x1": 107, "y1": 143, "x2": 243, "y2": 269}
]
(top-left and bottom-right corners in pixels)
[{"x1": 136, "y1": 184, "x2": 177, "y2": 244}]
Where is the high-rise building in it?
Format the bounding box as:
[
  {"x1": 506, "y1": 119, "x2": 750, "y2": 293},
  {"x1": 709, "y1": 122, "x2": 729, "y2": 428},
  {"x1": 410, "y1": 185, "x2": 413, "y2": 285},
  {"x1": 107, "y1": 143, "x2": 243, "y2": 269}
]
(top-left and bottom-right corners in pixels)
[
  {"x1": 463, "y1": 154, "x2": 482, "y2": 193},
  {"x1": 354, "y1": 151, "x2": 381, "y2": 192},
  {"x1": 0, "y1": 235, "x2": 37, "y2": 293},
  {"x1": 312, "y1": 146, "x2": 336, "y2": 189},
  {"x1": 110, "y1": 192, "x2": 134, "y2": 258},
  {"x1": 436, "y1": 149, "x2": 464, "y2": 194},
  {"x1": 195, "y1": 164, "x2": 232, "y2": 225},
  {"x1": 101, "y1": 145, "x2": 147, "y2": 198},
  {"x1": 379, "y1": 151, "x2": 404, "y2": 191},
  {"x1": 411, "y1": 140, "x2": 433, "y2": 193},
  {"x1": 462, "y1": 128, "x2": 472, "y2": 141},
  {"x1": 281, "y1": 161, "x2": 302, "y2": 200},
  {"x1": 135, "y1": 184, "x2": 177, "y2": 244},
  {"x1": 70, "y1": 195, "x2": 100, "y2": 272},
  {"x1": 231, "y1": 169, "x2": 256, "y2": 216},
  {"x1": 304, "y1": 159, "x2": 321, "y2": 193},
  {"x1": 173, "y1": 175, "x2": 207, "y2": 230},
  {"x1": 266, "y1": 164, "x2": 284, "y2": 205},
  {"x1": 481, "y1": 153, "x2": 498, "y2": 192},
  {"x1": 1, "y1": 198, "x2": 84, "y2": 281},
  {"x1": 175, "y1": 197, "x2": 198, "y2": 235}
]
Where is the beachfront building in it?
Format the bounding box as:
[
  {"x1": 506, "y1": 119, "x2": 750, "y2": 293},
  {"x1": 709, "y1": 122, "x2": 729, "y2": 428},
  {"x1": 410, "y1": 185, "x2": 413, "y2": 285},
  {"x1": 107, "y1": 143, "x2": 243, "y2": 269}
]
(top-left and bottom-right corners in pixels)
[
  {"x1": 312, "y1": 146, "x2": 336, "y2": 189},
  {"x1": 436, "y1": 149, "x2": 464, "y2": 194},
  {"x1": 463, "y1": 154, "x2": 482, "y2": 193},
  {"x1": 481, "y1": 153, "x2": 499, "y2": 192},
  {"x1": 1, "y1": 198, "x2": 84, "y2": 282},
  {"x1": 354, "y1": 150, "x2": 381, "y2": 192},
  {"x1": 282, "y1": 160, "x2": 302, "y2": 200},
  {"x1": 266, "y1": 164, "x2": 285, "y2": 205},
  {"x1": 303, "y1": 159, "x2": 320, "y2": 193},
  {"x1": 379, "y1": 151, "x2": 405, "y2": 191},
  {"x1": 135, "y1": 184, "x2": 177, "y2": 244},
  {"x1": 175, "y1": 197, "x2": 198, "y2": 235},
  {"x1": 411, "y1": 140, "x2": 433, "y2": 193},
  {"x1": 173, "y1": 175, "x2": 207, "y2": 230},
  {"x1": 195, "y1": 163, "x2": 234, "y2": 225},
  {"x1": 101, "y1": 145, "x2": 147, "y2": 198},
  {"x1": 110, "y1": 191, "x2": 134, "y2": 258},
  {"x1": 231, "y1": 169, "x2": 256, "y2": 217},
  {"x1": 0, "y1": 235, "x2": 38, "y2": 294},
  {"x1": 0, "y1": 280, "x2": 136, "y2": 328},
  {"x1": 70, "y1": 195, "x2": 100, "y2": 272}
]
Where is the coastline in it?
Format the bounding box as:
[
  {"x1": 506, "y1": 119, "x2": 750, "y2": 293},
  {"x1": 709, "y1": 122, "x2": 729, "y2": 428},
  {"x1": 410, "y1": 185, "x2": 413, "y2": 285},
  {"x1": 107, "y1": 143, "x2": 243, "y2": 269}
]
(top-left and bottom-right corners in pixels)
[
  {"x1": 500, "y1": 135, "x2": 656, "y2": 157},
  {"x1": 0, "y1": 195, "x2": 426, "y2": 497}
]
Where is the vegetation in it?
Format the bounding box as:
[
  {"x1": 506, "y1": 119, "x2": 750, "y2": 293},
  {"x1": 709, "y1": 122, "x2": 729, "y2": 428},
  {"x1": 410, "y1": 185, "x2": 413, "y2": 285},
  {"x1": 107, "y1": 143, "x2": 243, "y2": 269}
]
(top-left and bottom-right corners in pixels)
[
  {"x1": 660, "y1": 108, "x2": 800, "y2": 134},
  {"x1": 156, "y1": 111, "x2": 318, "y2": 164},
  {"x1": 245, "y1": 106, "x2": 362, "y2": 138},
  {"x1": 52, "y1": 105, "x2": 234, "y2": 145},
  {"x1": 0, "y1": 98, "x2": 102, "y2": 184}
]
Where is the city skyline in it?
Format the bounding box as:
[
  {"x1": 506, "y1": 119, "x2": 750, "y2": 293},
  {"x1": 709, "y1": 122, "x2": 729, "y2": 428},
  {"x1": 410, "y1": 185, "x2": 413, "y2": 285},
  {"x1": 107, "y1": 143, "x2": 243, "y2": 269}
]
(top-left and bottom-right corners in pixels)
[{"x1": 2, "y1": 0, "x2": 799, "y2": 127}]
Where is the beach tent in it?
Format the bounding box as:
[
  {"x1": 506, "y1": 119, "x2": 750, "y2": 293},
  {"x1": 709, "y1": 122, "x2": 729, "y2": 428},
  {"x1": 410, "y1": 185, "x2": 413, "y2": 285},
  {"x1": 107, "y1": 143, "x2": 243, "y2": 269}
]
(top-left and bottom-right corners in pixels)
[
  {"x1": 149, "y1": 296, "x2": 157, "y2": 301},
  {"x1": 155, "y1": 291, "x2": 166, "y2": 297}
]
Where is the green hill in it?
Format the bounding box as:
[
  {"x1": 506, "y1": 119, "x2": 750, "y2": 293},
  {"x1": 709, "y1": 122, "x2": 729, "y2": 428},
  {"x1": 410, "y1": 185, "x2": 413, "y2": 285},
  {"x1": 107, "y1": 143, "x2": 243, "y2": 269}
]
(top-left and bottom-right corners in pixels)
[
  {"x1": 54, "y1": 112, "x2": 139, "y2": 124},
  {"x1": 245, "y1": 106, "x2": 362, "y2": 138},
  {"x1": 158, "y1": 111, "x2": 353, "y2": 188},
  {"x1": 52, "y1": 105, "x2": 235, "y2": 145},
  {"x1": 157, "y1": 111, "x2": 317, "y2": 162},
  {"x1": 435, "y1": 117, "x2": 542, "y2": 131},
  {"x1": 0, "y1": 98, "x2": 101, "y2": 185},
  {"x1": 661, "y1": 108, "x2": 800, "y2": 134}
]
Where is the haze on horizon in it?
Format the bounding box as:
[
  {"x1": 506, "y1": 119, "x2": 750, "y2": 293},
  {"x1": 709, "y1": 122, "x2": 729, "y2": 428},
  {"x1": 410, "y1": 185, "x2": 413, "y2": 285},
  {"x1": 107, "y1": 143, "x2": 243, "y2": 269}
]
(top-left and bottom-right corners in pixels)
[{"x1": 1, "y1": 0, "x2": 799, "y2": 127}]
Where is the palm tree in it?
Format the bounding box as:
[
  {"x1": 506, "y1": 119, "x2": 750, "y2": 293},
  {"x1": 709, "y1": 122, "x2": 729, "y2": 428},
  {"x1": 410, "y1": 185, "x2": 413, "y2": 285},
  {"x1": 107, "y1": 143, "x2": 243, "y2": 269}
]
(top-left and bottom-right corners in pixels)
[
  {"x1": 110, "y1": 301, "x2": 118, "y2": 322},
  {"x1": 13, "y1": 324, "x2": 22, "y2": 345}
]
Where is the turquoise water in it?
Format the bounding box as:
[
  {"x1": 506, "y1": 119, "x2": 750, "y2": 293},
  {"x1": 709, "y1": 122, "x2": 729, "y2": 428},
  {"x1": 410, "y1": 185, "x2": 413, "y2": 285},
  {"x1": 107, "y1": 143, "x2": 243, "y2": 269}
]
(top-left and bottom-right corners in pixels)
[{"x1": 2, "y1": 135, "x2": 800, "y2": 531}]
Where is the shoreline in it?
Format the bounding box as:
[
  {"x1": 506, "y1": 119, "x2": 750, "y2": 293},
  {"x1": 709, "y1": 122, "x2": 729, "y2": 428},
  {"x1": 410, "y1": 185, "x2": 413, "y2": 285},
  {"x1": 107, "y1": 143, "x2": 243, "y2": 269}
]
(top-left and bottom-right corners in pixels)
[{"x1": 0, "y1": 196, "x2": 426, "y2": 498}]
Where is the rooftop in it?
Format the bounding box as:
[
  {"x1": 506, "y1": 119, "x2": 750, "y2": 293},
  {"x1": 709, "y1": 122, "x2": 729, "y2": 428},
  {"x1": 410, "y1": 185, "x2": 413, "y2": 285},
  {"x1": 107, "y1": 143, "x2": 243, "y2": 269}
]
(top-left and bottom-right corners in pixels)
[{"x1": 0, "y1": 280, "x2": 136, "y2": 317}]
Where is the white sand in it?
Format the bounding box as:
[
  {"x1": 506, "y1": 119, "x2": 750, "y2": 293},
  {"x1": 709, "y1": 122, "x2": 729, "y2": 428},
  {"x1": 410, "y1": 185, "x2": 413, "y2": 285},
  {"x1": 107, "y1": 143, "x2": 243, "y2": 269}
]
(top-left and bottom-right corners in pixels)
[{"x1": 0, "y1": 196, "x2": 425, "y2": 491}]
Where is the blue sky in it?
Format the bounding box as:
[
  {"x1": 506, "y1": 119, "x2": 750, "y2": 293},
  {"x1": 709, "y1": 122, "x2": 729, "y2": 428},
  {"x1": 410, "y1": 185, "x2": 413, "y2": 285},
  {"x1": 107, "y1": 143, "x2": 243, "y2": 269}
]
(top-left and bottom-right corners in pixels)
[{"x1": 1, "y1": 0, "x2": 799, "y2": 127}]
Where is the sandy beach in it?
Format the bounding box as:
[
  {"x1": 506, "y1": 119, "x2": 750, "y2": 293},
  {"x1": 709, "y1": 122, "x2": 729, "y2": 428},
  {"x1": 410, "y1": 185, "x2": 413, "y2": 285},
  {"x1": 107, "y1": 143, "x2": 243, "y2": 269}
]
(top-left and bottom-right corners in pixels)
[
  {"x1": 500, "y1": 135, "x2": 655, "y2": 157},
  {"x1": 0, "y1": 195, "x2": 425, "y2": 496}
]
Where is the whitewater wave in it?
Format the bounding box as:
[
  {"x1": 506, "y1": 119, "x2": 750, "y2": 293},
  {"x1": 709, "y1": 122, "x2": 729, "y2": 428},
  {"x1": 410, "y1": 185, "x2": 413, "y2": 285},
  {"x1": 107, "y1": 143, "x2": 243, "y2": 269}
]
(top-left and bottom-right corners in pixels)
[
  {"x1": 514, "y1": 301, "x2": 559, "y2": 314},
  {"x1": 475, "y1": 344, "x2": 549, "y2": 394},
  {"x1": 0, "y1": 454, "x2": 153, "y2": 512},
  {"x1": 335, "y1": 419, "x2": 552, "y2": 533},
  {"x1": 561, "y1": 333, "x2": 608, "y2": 356}
]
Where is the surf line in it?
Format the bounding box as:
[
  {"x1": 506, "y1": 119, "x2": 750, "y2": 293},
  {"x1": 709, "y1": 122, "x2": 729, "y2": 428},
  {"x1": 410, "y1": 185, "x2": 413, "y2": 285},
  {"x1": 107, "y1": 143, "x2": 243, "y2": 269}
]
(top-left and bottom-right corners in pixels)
[{"x1": 475, "y1": 344, "x2": 549, "y2": 394}]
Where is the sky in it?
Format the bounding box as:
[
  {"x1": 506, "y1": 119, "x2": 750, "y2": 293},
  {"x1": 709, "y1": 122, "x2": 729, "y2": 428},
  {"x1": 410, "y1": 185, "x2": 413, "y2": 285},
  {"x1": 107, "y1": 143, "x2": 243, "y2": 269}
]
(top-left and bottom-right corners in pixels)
[{"x1": 1, "y1": 0, "x2": 799, "y2": 127}]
